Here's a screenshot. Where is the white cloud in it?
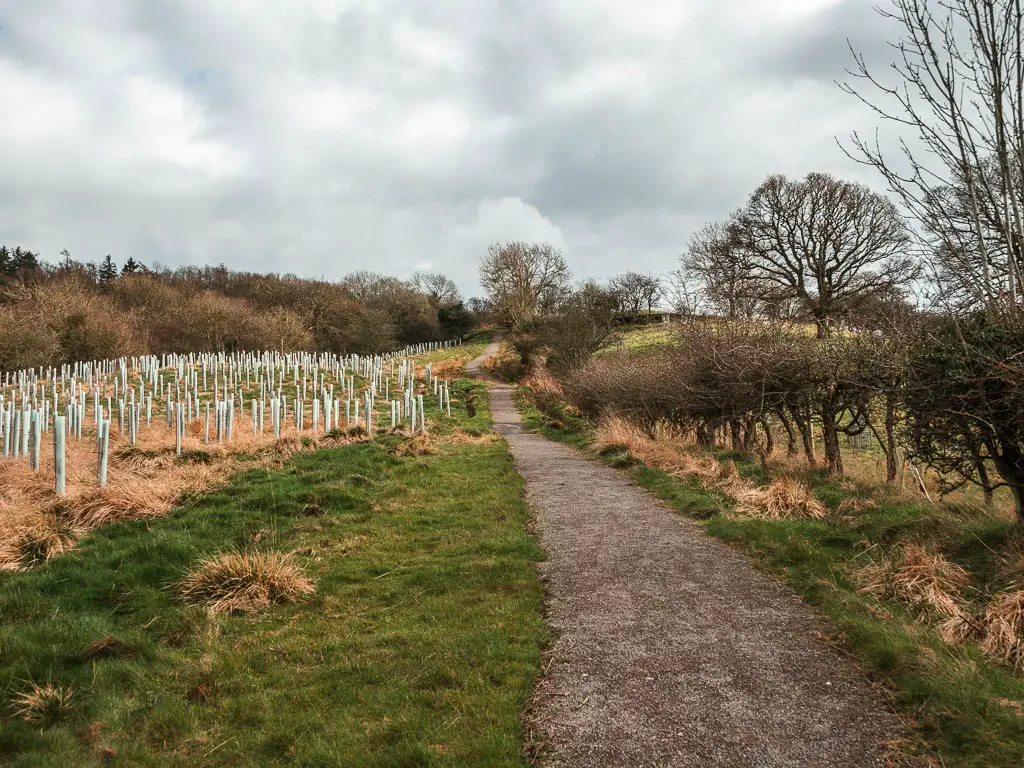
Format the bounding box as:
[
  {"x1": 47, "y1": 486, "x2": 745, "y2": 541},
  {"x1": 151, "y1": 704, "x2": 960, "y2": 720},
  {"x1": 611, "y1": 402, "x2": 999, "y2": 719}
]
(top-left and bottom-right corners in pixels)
[{"x1": 463, "y1": 197, "x2": 568, "y2": 254}]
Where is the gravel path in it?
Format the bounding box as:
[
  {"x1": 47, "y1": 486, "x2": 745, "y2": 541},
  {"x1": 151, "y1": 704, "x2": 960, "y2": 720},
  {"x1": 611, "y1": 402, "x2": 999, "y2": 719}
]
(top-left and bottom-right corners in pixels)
[{"x1": 467, "y1": 337, "x2": 901, "y2": 767}]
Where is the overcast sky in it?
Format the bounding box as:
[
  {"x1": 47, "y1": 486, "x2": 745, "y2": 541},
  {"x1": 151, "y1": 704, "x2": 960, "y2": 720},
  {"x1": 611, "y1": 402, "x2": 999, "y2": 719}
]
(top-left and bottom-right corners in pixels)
[{"x1": 0, "y1": 0, "x2": 902, "y2": 298}]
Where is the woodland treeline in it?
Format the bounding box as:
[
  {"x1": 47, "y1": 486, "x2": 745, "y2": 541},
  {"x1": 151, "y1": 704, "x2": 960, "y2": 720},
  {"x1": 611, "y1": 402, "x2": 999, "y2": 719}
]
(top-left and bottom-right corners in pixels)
[{"x1": 0, "y1": 247, "x2": 476, "y2": 371}]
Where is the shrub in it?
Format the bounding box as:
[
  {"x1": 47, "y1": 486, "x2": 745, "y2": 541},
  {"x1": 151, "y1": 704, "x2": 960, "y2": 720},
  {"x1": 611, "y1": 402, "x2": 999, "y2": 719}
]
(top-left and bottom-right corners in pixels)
[{"x1": 903, "y1": 312, "x2": 1024, "y2": 522}]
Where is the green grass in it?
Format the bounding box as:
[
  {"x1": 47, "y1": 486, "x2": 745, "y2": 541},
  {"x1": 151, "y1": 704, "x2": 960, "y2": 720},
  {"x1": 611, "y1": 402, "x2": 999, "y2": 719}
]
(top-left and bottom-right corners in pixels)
[
  {"x1": 515, "y1": 388, "x2": 1024, "y2": 768},
  {"x1": 597, "y1": 325, "x2": 675, "y2": 356},
  {"x1": 417, "y1": 331, "x2": 491, "y2": 365},
  {"x1": 0, "y1": 378, "x2": 546, "y2": 767}
]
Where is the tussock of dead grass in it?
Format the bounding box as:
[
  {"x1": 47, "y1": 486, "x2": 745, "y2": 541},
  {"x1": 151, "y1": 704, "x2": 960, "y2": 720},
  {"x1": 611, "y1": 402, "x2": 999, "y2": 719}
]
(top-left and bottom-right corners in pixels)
[
  {"x1": 733, "y1": 476, "x2": 827, "y2": 520},
  {"x1": 857, "y1": 543, "x2": 970, "y2": 619},
  {"x1": 837, "y1": 497, "x2": 879, "y2": 514},
  {"x1": 856, "y1": 547, "x2": 1024, "y2": 671},
  {"x1": 981, "y1": 590, "x2": 1024, "y2": 669},
  {"x1": 390, "y1": 435, "x2": 438, "y2": 457},
  {"x1": 447, "y1": 428, "x2": 499, "y2": 445},
  {"x1": 7, "y1": 517, "x2": 81, "y2": 570},
  {"x1": 63, "y1": 479, "x2": 177, "y2": 529},
  {"x1": 522, "y1": 366, "x2": 563, "y2": 396},
  {"x1": 10, "y1": 682, "x2": 74, "y2": 724},
  {"x1": 177, "y1": 550, "x2": 315, "y2": 614},
  {"x1": 481, "y1": 342, "x2": 525, "y2": 381},
  {"x1": 80, "y1": 634, "x2": 133, "y2": 661},
  {"x1": 593, "y1": 414, "x2": 647, "y2": 452},
  {"x1": 111, "y1": 447, "x2": 173, "y2": 474},
  {"x1": 939, "y1": 611, "x2": 987, "y2": 645}
]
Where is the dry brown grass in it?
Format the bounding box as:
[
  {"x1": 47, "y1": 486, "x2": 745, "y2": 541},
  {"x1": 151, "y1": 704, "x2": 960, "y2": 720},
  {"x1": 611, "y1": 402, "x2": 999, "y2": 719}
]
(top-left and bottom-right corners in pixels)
[
  {"x1": 177, "y1": 550, "x2": 315, "y2": 614},
  {"x1": 855, "y1": 548, "x2": 1024, "y2": 670},
  {"x1": 593, "y1": 414, "x2": 648, "y2": 452},
  {"x1": 3, "y1": 516, "x2": 81, "y2": 570},
  {"x1": 595, "y1": 415, "x2": 828, "y2": 519},
  {"x1": 733, "y1": 476, "x2": 828, "y2": 520},
  {"x1": 447, "y1": 428, "x2": 499, "y2": 445},
  {"x1": 80, "y1": 634, "x2": 134, "y2": 661},
  {"x1": 63, "y1": 479, "x2": 178, "y2": 530},
  {"x1": 428, "y1": 356, "x2": 473, "y2": 380},
  {"x1": 938, "y1": 611, "x2": 987, "y2": 645},
  {"x1": 0, "y1": 416, "x2": 369, "y2": 572},
  {"x1": 980, "y1": 590, "x2": 1024, "y2": 669},
  {"x1": 481, "y1": 341, "x2": 525, "y2": 381},
  {"x1": 857, "y1": 543, "x2": 970, "y2": 619},
  {"x1": 390, "y1": 435, "x2": 438, "y2": 457},
  {"x1": 522, "y1": 365, "x2": 564, "y2": 410},
  {"x1": 10, "y1": 682, "x2": 74, "y2": 723},
  {"x1": 836, "y1": 497, "x2": 879, "y2": 515}
]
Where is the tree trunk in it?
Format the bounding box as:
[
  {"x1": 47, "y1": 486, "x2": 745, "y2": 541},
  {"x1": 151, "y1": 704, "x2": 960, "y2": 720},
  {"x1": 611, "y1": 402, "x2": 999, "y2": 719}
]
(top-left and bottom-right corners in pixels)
[
  {"x1": 992, "y1": 442, "x2": 1024, "y2": 523},
  {"x1": 796, "y1": 417, "x2": 816, "y2": 466},
  {"x1": 977, "y1": 458, "x2": 994, "y2": 507},
  {"x1": 742, "y1": 416, "x2": 758, "y2": 452},
  {"x1": 814, "y1": 312, "x2": 831, "y2": 339},
  {"x1": 696, "y1": 424, "x2": 714, "y2": 450},
  {"x1": 777, "y1": 410, "x2": 799, "y2": 457},
  {"x1": 884, "y1": 400, "x2": 898, "y2": 484},
  {"x1": 760, "y1": 417, "x2": 775, "y2": 456},
  {"x1": 729, "y1": 420, "x2": 742, "y2": 452},
  {"x1": 822, "y1": 416, "x2": 844, "y2": 476}
]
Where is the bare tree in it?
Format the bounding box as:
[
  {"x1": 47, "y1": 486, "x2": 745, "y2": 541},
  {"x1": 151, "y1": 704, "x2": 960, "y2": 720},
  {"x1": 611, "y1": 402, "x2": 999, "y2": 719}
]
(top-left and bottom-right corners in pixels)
[
  {"x1": 412, "y1": 271, "x2": 462, "y2": 309},
  {"x1": 638, "y1": 273, "x2": 663, "y2": 313},
  {"x1": 840, "y1": 0, "x2": 1024, "y2": 308},
  {"x1": 543, "y1": 281, "x2": 622, "y2": 375},
  {"x1": 479, "y1": 241, "x2": 571, "y2": 327},
  {"x1": 734, "y1": 172, "x2": 916, "y2": 337},
  {"x1": 924, "y1": 152, "x2": 1024, "y2": 309},
  {"x1": 681, "y1": 220, "x2": 761, "y2": 319},
  {"x1": 611, "y1": 271, "x2": 663, "y2": 315}
]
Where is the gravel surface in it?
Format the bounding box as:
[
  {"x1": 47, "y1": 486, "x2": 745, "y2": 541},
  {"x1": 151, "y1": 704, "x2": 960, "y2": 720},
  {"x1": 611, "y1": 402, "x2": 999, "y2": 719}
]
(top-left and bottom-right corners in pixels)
[{"x1": 467, "y1": 337, "x2": 902, "y2": 767}]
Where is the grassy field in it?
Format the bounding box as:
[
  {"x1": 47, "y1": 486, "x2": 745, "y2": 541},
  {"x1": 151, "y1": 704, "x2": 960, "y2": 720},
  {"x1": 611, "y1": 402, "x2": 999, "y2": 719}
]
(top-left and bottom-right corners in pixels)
[
  {"x1": 0, "y1": 373, "x2": 547, "y2": 767},
  {"x1": 599, "y1": 324, "x2": 675, "y2": 356},
  {"x1": 515, "y1": 389, "x2": 1024, "y2": 768}
]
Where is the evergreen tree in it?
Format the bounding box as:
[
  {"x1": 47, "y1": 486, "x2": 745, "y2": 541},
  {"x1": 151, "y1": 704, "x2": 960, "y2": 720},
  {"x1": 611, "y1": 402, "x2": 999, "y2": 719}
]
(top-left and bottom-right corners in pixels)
[
  {"x1": 121, "y1": 257, "x2": 144, "y2": 275},
  {"x1": 98, "y1": 254, "x2": 118, "y2": 284},
  {"x1": 0, "y1": 245, "x2": 42, "y2": 282}
]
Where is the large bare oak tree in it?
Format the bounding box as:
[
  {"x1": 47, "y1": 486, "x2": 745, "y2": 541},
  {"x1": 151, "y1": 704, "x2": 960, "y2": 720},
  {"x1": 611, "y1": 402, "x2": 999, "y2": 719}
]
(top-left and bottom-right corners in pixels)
[{"x1": 732, "y1": 172, "x2": 915, "y2": 336}]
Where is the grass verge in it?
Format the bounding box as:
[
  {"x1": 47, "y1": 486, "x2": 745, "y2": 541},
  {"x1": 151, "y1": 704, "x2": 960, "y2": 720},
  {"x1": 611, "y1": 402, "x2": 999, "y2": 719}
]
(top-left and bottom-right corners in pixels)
[
  {"x1": 0, "y1": 377, "x2": 546, "y2": 767},
  {"x1": 515, "y1": 387, "x2": 1024, "y2": 768}
]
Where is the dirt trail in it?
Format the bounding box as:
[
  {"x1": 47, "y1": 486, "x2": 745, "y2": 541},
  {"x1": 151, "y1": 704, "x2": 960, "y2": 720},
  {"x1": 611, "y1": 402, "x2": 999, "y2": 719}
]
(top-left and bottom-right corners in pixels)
[{"x1": 467, "y1": 336, "x2": 901, "y2": 767}]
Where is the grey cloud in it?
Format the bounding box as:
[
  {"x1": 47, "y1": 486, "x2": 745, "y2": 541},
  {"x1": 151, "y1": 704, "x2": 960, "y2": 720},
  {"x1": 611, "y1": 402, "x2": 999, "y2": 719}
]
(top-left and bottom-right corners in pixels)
[
  {"x1": 747, "y1": 0, "x2": 897, "y2": 82},
  {"x1": 0, "y1": 0, "x2": 909, "y2": 298}
]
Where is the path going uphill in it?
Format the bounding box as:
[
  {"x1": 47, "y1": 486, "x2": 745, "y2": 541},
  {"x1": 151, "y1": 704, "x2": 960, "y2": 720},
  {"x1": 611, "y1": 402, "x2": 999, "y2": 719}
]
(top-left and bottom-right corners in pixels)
[{"x1": 468, "y1": 335, "x2": 900, "y2": 767}]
